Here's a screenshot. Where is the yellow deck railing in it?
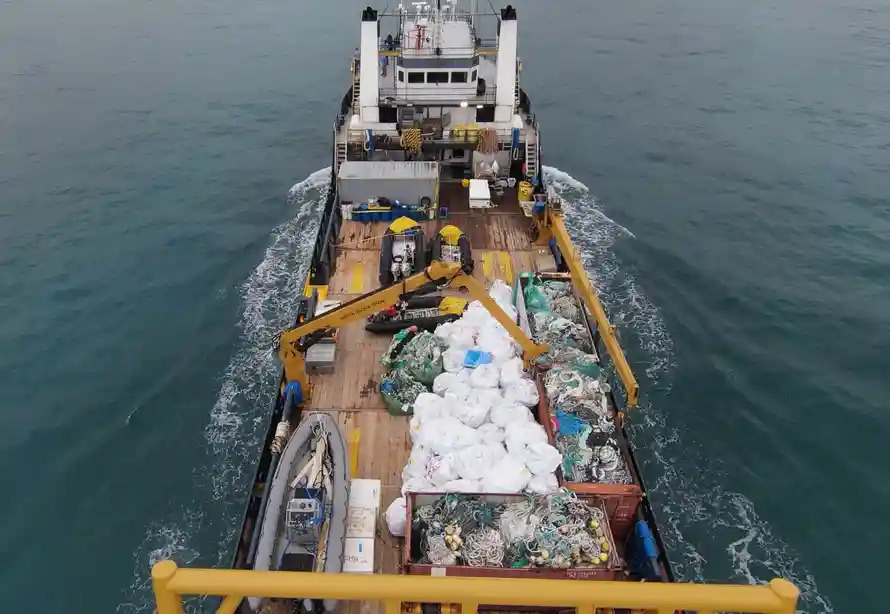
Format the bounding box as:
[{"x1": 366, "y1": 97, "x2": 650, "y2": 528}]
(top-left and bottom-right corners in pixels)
[{"x1": 152, "y1": 561, "x2": 799, "y2": 614}]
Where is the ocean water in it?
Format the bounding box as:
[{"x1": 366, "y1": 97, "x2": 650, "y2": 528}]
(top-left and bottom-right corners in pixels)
[{"x1": 1, "y1": 0, "x2": 887, "y2": 612}]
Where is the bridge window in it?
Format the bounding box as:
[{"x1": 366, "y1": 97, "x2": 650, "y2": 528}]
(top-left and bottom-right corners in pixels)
[
  {"x1": 451, "y1": 71, "x2": 467, "y2": 83},
  {"x1": 398, "y1": 69, "x2": 404, "y2": 82},
  {"x1": 471, "y1": 69, "x2": 477, "y2": 81},
  {"x1": 408, "y1": 72, "x2": 424, "y2": 84},
  {"x1": 427, "y1": 71, "x2": 449, "y2": 84}
]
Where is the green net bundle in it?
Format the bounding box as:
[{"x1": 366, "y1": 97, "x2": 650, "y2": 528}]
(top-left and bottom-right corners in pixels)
[
  {"x1": 399, "y1": 331, "x2": 447, "y2": 385},
  {"x1": 380, "y1": 368, "x2": 427, "y2": 416}
]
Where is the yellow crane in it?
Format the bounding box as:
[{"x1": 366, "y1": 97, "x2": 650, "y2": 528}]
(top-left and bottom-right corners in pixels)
[{"x1": 276, "y1": 260, "x2": 548, "y2": 399}]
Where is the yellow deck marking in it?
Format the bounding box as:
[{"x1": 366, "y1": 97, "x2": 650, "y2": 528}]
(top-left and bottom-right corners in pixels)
[
  {"x1": 496, "y1": 251, "x2": 514, "y2": 283},
  {"x1": 349, "y1": 428, "x2": 360, "y2": 477},
  {"x1": 481, "y1": 251, "x2": 493, "y2": 280},
  {"x1": 349, "y1": 263, "x2": 365, "y2": 294},
  {"x1": 304, "y1": 282, "x2": 328, "y2": 302}
]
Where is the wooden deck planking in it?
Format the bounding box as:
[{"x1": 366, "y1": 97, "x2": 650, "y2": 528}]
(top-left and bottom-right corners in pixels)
[
  {"x1": 294, "y1": 186, "x2": 556, "y2": 604},
  {"x1": 328, "y1": 251, "x2": 380, "y2": 295}
]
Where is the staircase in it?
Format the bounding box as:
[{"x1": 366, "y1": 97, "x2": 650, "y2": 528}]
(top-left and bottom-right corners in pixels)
[
  {"x1": 336, "y1": 141, "x2": 347, "y2": 173},
  {"x1": 351, "y1": 60, "x2": 361, "y2": 112},
  {"x1": 525, "y1": 138, "x2": 538, "y2": 180},
  {"x1": 513, "y1": 78, "x2": 520, "y2": 113}
]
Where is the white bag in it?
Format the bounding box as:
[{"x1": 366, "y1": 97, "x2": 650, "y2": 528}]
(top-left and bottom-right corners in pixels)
[
  {"x1": 385, "y1": 497, "x2": 407, "y2": 536},
  {"x1": 477, "y1": 423, "x2": 506, "y2": 445},
  {"x1": 401, "y1": 476, "x2": 433, "y2": 495},
  {"x1": 453, "y1": 399, "x2": 489, "y2": 428},
  {"x1": 402, "y1": 445, "x2": 431, "y2": 480},
  {"x1": 520, "y1": 442, "x2": 562, "y2": 476},
  {"x1": 442, "y1": 478, "x2": 483, "y2": 493},
  {"x1": 462, "y1": 301, "x2": 494, "y2": 328},
  {"x1": 432, "y1": 370, "x2": 471, "y2": 395},
  {"x1": 442, "y1": 347, "x2": 466, "y2": 373},
  {"x1": 467, "y1": 388, "x2": 503, "y2": 412},
  {"x1": 504, "y1": 421, "x2": 549, "y2": 455},
  {"x1": 503, "y1": 378, "x2": 539, "y2": 407},
  {"x1": 499, "y1": 357, "x2": 526, "y2": 387},
  {"x1": 477, "y1": 324, "x2": 517, "y2": 366},
  {"x1": 489, "y1": 402, "x2": 534, "y2": 428},
  {"x1": 482, "y1": 453, "x2": 532, "y2": 493},
  {"x1": 420, "y1": 417, "x2": 482, "y2": 455},
  {"x1": 413, "y1": 393, "x2": 446, "y2": 422},
  {"x1": 434, "y1": 321, "x2": 455, "y2": 342},
  {"x1": 470, "y1": 363, "x2": 500, "y2": 389},
  {"x1": 455, "y1": 443, "x2": 508, "y2": 480},
  {"x1": 526, "y1": 473, "x2": 559, "y2": 494},
  {"x1": 409, "y1": 415, "x2": 423, "y2": 442},
  {"x1": 443, "y1": 384, "x2": 472, "y2": 406},
  {"x1": 429, "y1": 452, "x2": 460, "y2": 486},
  {"x1": 489, "y1": 279, "x2": 514, "y2": 310},
  {"x1": 448, "y1": 324, "x2": 477, "y2": 350}
]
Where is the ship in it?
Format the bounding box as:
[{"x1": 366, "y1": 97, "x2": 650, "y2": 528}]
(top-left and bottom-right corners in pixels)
[{"x1": 150, "y1": 4, "x2": 801, "y2": 614}]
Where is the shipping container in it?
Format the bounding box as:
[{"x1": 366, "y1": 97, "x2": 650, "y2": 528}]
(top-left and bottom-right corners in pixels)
[{"x1": 337, "y1": 160, "x2": 439, "y2": 208}]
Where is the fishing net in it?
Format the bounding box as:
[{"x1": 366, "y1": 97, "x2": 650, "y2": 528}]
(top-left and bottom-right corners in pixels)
[
  {"x1": 552, "y1": 410, "x2": 630, "y2": 484},
  {"x1": 381, "y1": 368, "x2": 428, "y2": 416},
  {"x1": 523, "y1": 282, "x2": 551, "y2": 313},
  {"x1": 532, "y1": 311, "x2": 592, "y2": 354},
  {"x1": 543, "y1": 359, "x2": 610, "y2": 420},
  {"x1": 413, "y1": 494, "x2": 500, "y2": 565},
  {"x1": 381, "y1": 328, "x2": 417, "y2": 371},
  {"x1": 400, "y1": 331, "x2": 447, "y2": 385},
  {"x1": 412, "y1": 491, "x2": 618, "y2": 570}
]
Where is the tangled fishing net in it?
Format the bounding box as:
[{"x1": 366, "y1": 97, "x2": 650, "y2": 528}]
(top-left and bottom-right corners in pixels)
[
  {"x1": 412, "y1": 491, "x2": 618, "y2": 570},
  {"x1": 381, "y1": 368, "x2": 428, "y2": 416},
  {"x1": 379, "y1": 329, "x2": 447, "y2": 415}
]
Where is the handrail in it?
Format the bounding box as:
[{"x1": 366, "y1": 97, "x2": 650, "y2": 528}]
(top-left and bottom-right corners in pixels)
[
  {"x1": 152, "y1": 561, "x2": 799, "y2": 614},
  {"x1": 379, "y1": 87, "x2": 498, "y2": 104},
  {"x1": 544, "y1": 214, "x2": 640, "y2": 408}
]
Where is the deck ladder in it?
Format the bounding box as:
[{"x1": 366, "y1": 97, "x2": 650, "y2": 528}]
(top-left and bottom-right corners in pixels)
[
  {"x1": 351, "y1": 60, "x2": 361, "y2": 112},
  {"x1": 513, "y1": 62, "x2": 521, "y2": 112},
  {"x1": 336, "y1": 141, "x2": 347, "y2": 173},
  {"x1": 525, "y1": 138, "x2": 539, "y2": 180}
]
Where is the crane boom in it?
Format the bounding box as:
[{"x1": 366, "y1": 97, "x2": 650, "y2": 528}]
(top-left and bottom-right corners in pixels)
[{"x1": 277, "y1": 260, "x2": 548, "y2": 396}]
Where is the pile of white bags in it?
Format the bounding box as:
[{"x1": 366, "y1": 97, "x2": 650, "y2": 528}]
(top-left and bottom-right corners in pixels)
[{"x1": 396, "y1": 279, "x2": 561, "y2": 500}]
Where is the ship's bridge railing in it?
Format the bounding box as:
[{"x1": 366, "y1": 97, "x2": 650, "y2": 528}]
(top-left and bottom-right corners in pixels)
[
  {"x1": 378, "y1": 40, "x2": 499, "y2": 57},
  {"x1": 379, "y1": 87, "x2": 498, "y2": 105},
  {"x1": 152, "y1": 561, "x2": 800, "y2": 614}
]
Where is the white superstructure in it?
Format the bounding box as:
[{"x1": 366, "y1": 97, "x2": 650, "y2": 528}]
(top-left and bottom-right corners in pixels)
[{"x1": 334, "y1": 3, "x2": 539, "y2": 214}]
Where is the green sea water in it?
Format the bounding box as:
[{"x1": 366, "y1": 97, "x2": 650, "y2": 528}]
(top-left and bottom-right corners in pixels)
[{"x1": 2, "y1": 0, "x2": 887, "y2": 612}]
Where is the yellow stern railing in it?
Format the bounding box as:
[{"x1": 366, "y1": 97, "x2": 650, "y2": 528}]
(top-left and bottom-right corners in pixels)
[{"x1": 152, "y1": 561, "x2": 799, "y2": 614}]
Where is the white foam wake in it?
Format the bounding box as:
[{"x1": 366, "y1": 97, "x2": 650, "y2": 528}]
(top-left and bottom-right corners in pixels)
[
  {"x1": 118, "y1": 167, "x2": 331, "y2": 613},
  {"x1": 543, "y1": 165, "x2": 833, "y2": 614}
]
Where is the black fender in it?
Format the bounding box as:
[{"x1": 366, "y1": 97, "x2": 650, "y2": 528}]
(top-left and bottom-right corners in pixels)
[
  {"x1": 414, "y1": 231, "x2": 427, "y2": 270},
  {"x1": 458, "y1": 236, "x2": 474, "y2": 274},
  {"x1": 379, "y1": 234, "x2": 395, "y2": 286},
  {"x1": 365, "y1": 314, "x2": 459, "y2": 334},
  {"x1": 429, "y1": 236, "x2": 442, "y2": 262}
]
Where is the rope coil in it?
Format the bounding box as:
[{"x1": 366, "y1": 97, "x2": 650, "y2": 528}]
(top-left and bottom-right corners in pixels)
[{"x1": 401, "y1": 128, "x2": 421, "y2": 154}]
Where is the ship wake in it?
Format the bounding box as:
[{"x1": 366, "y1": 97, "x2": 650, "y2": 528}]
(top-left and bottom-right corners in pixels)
[
  {"x1": 543, "y1": 166, "x2": 832, "y2": 614},
  {"x1": 117, "y1": 168, "x2": 330, "y2": 613}
]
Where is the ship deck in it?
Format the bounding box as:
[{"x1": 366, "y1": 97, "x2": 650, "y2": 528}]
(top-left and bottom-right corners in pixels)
[{"x1": 266, "y1": 186, "x2": 557, "y2": 614}]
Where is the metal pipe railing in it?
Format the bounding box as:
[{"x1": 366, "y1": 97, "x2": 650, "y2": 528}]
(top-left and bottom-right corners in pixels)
[{"x1": 152, "y1": 561, "x2": 799, "y2": 614}]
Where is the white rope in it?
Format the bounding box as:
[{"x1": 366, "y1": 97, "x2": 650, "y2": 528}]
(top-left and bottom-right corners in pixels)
[
  {"x1": 270, "y1": 421, "x2": 291, "y2": 455},
  {"x1": 464, "y1": 527, "x2": 505, "y2": 567}
]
